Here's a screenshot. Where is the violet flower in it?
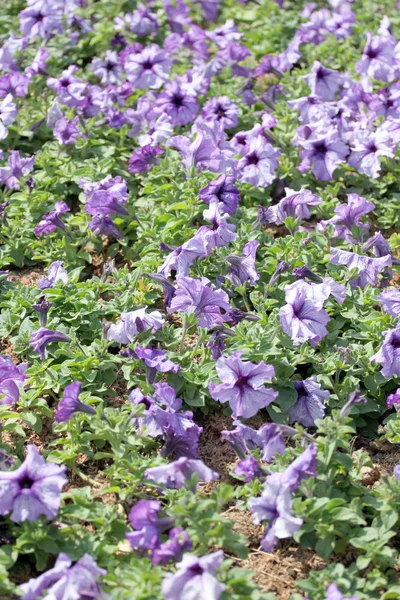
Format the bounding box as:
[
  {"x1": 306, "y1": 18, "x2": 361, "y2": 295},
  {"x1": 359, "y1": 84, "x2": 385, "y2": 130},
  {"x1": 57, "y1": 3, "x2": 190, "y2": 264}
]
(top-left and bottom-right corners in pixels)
[
  {"x1": 120, "y1": 4, "x2": 159, "y2": 36},
  {"x1": 319, "y1": 193, "x2": 375, "y2": 242},
  {"x1": 209, "y1": 350, "x2": 277, "y2": 419},
  {"x1": 154, "y1": 81, "x2": 199, "y2": 126},
  {"x1": 107, "y1": 308, "x2": 165, "y2": 344},
  {"x1": 0, "y1": 151, "x2": 34, "y2": 190},
  {"x1": 34, "y1": 201, "x2": 70, "y2": 237},
  {"x1": 32, "y1": 296, "x2": 53, "y2": 327},
  {"x1": 125, "y1": 44, "x2": 172, "y2": 89},
  {"x1": 29, "y1": 328, "x2": 72, "y2": 360},
  {"x1": 371, "y1": 324, "x2": 400, "y2": 378},
  {"x1": 0, "y1": 445, "x2": 67, "y2": 522},
  {"x1": 303, "y1": 61, "x2": 345, "y2": 100},
  {"x1": 0, "y1": 94, "x2": 17, "y2": 140},
  {"x1": 237, "y1": 137, "x2": 280, "y2": 187},
  {"x1": 288, "y1": 377, "x2": 329, "y2": 427},
  {"x1": 348, "y1": 130, "x2": 394, "y2": 179},
  {"x1": 55, "y1": 381, "x2": 96, "y2": 423},
  {"x1": 340, "y1": 390, "x2": 367, "y2": 419},
  {"x1": 53, "y1": 117, "x2": 84, "y2": 145},
  {"x1": 197, "y1": 201, "x2": 237, "y2": 253},
  {"x1": 168, "y1": 276, "x2": 231, "y2": 329},
  {"x1": 153, "y1": 527, "x2": 192, "y2": 566},
  {"x1": 19, "y1": 2, "x2": 63, "y2": 39},
  {"x1": 38, "y1": 261, "x2": 68, "y2": 290},
  {"x1": 264, "y1": 188, "x2": 321, "y2": 225},
  {"x1": 378, "y1": 289, "x2": 400, "y2": 316},
  {"x1": 162, "y1": 551, "x2": 225, "y2": 600},
  {"x1": 126, "y1": 499, "x2": 173, "y2": 553},
  {"x1": 356, "y1": 33, "x2": 395, "y2": 82},
  {"x1": 199, "y1": 173, "x2": 240, "y2": 215},
  {"x1": 135, "y1": 346, "x2": 180, "y2": 384},
  {"x1": 128, "y1": 144, "x2": 163, "y2": 173},
  {"x1": 279, "y1": 286, "x2": 330, "y2": 346},
  {"x1": 226, "y1": 240, "x2": 260, "y2": 286},
  {"x1": 297, "y1": 122, "x2": 349, "y2": 181},
  {"x1": 168, "y1": 128, "x2": 224, "y2": 173},
  {"x1": 91, "y1": 50, "x2": 122, "y2": 84},
  {"x1": 234, "y1": 456, "x2": 263, "y2": 482},
  {"x1": 20, "y1": 553, "x2": 109, "y2": 600},
  {"x1": 0, "y1": 355, "x2": 26, "y2": 406},
  {"x1": 145, "y1": 273, "x2": 176, "y2": 308},
  {"x1": 324, "y1": 584, "x2": 360, "y2": 600},
  {"x1": 0, "y1": 73, "x2": 29, "y2": 98},
  {"x1": 330, "y1": 248, "x2": 392, "y2": 288},
  {"x1": 200, "y1": 95, "x2": 239, "y2": 130},
  {"x1": 158, "y1": 236, "x2": 207, "y2": 278},
  {"x1": 145, "y1": 457, "x2": 219, "y2": 490},
  {"x1": 89, "y1": 215, "x2": 122, "y2": 239}
]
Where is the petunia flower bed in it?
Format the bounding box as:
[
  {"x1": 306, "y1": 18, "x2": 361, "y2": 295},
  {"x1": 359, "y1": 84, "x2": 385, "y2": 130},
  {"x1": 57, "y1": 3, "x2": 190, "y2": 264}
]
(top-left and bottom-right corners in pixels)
[{"x1": 3, "y1": 0, "x2": 400, "y2": 598}]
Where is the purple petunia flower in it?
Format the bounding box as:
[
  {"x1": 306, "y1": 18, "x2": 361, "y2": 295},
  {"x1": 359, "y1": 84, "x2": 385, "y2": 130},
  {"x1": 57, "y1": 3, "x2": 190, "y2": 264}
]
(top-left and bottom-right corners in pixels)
[
  {"x1": 158, "y1": 236, "x2": 207, "y2": 278},
  {"x1": 32, "y1": 296, "x2": 53, "y2": 327},
  {"x1": 226, "y1": 240, "x2": 260, "y2": 286},
  {"x1": 91, "y1": 50, "x2": 122, "y2": 84},
  {"x1": 348, "y1": 130, "x2": 394, "y2": 179},
  {"x1": 55, "y1": 381, "x2": 96, "y2": 423},
  {"x1": 0, "y1": 444, "x2": 67, "y2": 523},
  {"x1": 53, "y1": 116, "x2": 84, "y2": 146},
  {"x1": 371, "y1": 324, "x2": 400, "y2": 378},
  {"x1": 330, "y1": 248, "x2": 392, "y2": 289},
  {"x1": 162, "y1": 551, "x2": 225, "y2": 600},
  {"x1": 154, "y1": 81, "x2": 199, "y2": 126},
  {"x1": 0, "y1": 355, "x2": 26, "y2": 406},
  {"x1": 168, "y1": 130, "x2": 224, "y2": 173},
  {"x1": 303, "y1": 61, "x2": 345, "y2": 100},
  {"x1": 38, "y1": 261, "x2": 68, "y2": 290},
  {"x1": 339, "y1": 390, "x2": 367, "y2": 419},
  {"x1": 118, "y1": 4, "x2": 159, "y2": 36},
  {"x1": 199, "y1": 173, "x2": 240, "y2": 215},
  {"x1": 29, "y1": 328, "x2": 72, "y2": 360},
  {"x1": 19, "y1": 1, "x2": 63, "y2": 39},
  {"x1": 145, "y1": 457, "x2": 219, "y2": 490},
  {"x1": 234, "y1": 456, "x2": 263, "y2": 482},
  {"x1": 168, "y1": 276, "x2": 230, "y2": 329},
  {"x1": 135, "y1": 346, "x2": 180, "y2": 384},
  {"x1": 209, "y1": 350, "x2": 277, "y2": 419},
  {"x1": 25, "y1": 45, "x2": 49, "y2": 77},
  {"x1": 0, "y1": 94, "x2": 17, "y2": 140},
  {"x1": 145, "y1": 273, "x2": 176, "y2": 308},
  {"x1": 89, "y1": 215, "x2": 122, "y2": 239},
  {"x1": 126, "y1": 499, "x2": 173, "y2": 553},
  {"x1": 197, "y1": 201, "x2": 237, "y2": 253},
  {"x1": 324, "y1": 584, "x2": 360, "y2": 600},
  {"x1": 20, "y1": 553, "x2": 109, "y2": 600},
  {"x1": 107, "y1": 308, "x2": 165, "y2": 344},
  {"x1": 128, "y1": 144, "x2": 163, "y2": 173},
  {"x1": 152, "y1": 527, "x2": 192, "y2": 566},
  {"x1": 378, "y1": 289, "x2": 400, "y2": 316},
  {"x1": 237, "y1": 137, "x2": 280, "y2": 187},
  {"x1": 280, "y1": 285, "x2": 330, "y2": 346},
  {"x1": 34, "y1": 201, "x2": 70, "y2": 237},
  {"x1": 356, "y1": 32, "x2": 395, "y2": 82},
  {"x1": 297, "y1": 121, "x2": 349, "y2": 181},
  {"x1": 263, "y1": 188, "x2": 321, "y2": 225},
  {"x1": 288, "y1": 377, "x2": 329, "y2": 427},
  {"x1": 125, "y1": 44, "x2": 172, "y2": 89},
  {"x1": 284, "y1": 277, "x2": 346, "y2": 308},
  {"x1": 0, "y1": 73, "x2": 30, "y2": 99},
  {"x1": 0, "y1": 151, "x2": 35, "y2": 190},
  {"x1": 319, "y1": 193, "x2": 375, "y2": 243},
  {"x1": 199, "y1": 96, "x2": 239, "y2": 130}
]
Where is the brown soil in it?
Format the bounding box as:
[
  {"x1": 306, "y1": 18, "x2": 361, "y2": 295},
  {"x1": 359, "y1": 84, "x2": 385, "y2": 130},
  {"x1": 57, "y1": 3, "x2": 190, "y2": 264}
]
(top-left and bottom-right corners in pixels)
[{"x1": 7, "y1": 269, "x2": 45, "y2": 287}]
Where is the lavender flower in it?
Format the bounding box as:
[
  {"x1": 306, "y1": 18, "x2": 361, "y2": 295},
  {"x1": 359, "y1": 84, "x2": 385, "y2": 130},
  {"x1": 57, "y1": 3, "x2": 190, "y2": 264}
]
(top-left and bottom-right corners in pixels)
[
  {"x1": 53, "y1": 117, "x2": 84, "y2": 145},
  {"x1": 162, "y1": 551, "x2": 225, "y2": 600},
  {"x1": 199, "y1": 173, "x2": 240, "y2": 215},
  {"x1": 168, "y1": 130, "x2": 223, "y2": 173},
  {"x1": 319, "y1": 193, "x2": 375, "y2": 242},
  {"x1": 340, "y1": 390, "x2": 367, "y2": 418},
  {"x1": 387, "y1": 388, "x2": 400, "y2": 410},
  {"x1": 20, "y1": 553, "x2": 109, "y2": 600},
  {"x1": 91, "y1": 50, "x2": 122, "y2": 84},
  {"x1": 297, "y1": 122, "x2": 349, "y2": 181},
  {"x1": 279, "y1": 286, "x2": 330, "y2": 346},
  {"x1": 29, "y1": 328, "x2": 72, "y2": 360},
  {"x1": 126, "y1": 499, "x2": 173, "y2": 553},
  {"x1": 348, "y1": 130, "x2": 394, "y2": 179},
  {"x1": 324, "y1": 584, "x2": 360, "y2": 600},
  {"x1": 303, "y1": 61, "x2": 345, "y2": 100},
  {"x1": 153, "y1": 527, "x2": 192, "y2": 566},
  {"x1": 0, "y1": 355, "x2": 26, "y2": 406},
  {"x1": 200, "y1": 96, "x2": 239, "y2": 130},
  {"x1": 125, "y1": 44, "x2": 172, "y2": 89},
  {"x1": 158, "y1": 236, "x2": 207, "y2": 278},
  {"x1": 135, "y1": 346, "x2": 180, "y2": 384},
  {"x1": 128, "y1": 144, "x2": 163, "y2": 173},
  {"x1": 0, "y1": 445, "x2": 67, "y2": 522},
  {"x1": 32, "y1": 296, "x2": 53, "y2": 327},
  {"x1": 0, "y1": 73, "x2": 30, "y2": 98},
  {"x1": 0, "y1": 94, "x2": 17, "y2": 140},
  {"x1": 263, "y1": 188, "x2": 321, "y2": 225},
  {"x1": 89, "y1": 215, "x2": 122, "y2": 239},
  {"x1": 107, "y1": 308, "x2": 165, "y2": 344},
  {"x1": 145, "y1": 457, "x2": 219, "y2": 490},
  {"x1": 197, "y1": 201, "x2": 237, "y2": 253},
  {"x1": 119, "y1": 4, "x2": 159, "y2": 36},
  {"x1": 330, "y1": 248, "x2": 392, "y2": 289},
  {"x1": 288, "y1": 377, "x2": 329, "y2": 427},
  {"x1": 234, "y1": 456, "x2": 263, "y2": 482},
  {"x1": 19, "y1": 2, "x2": 63, "y2": 39},
  {"x1": 209, "y1": 350, "x2": 277, "y2": 419},
  {"x1": 356, "y1": 33, "x2": 395, "y2": 82},
  {"x1": 55, "y1": 381, "x2": 96, "y2": 423},
  {"x1": 0, "y1": 151, "x2": 34, "y2": 190},
  {"x1": 168, "y1": 276, "x2": 231, "y2": 329},
  {"x1": 226, "y1": 240, "x2": 260, "y2": 286},
  {"x1": 34, "y1": 201, "x2": 70, "y2": 237},
  {"x1": 371, "y1": 325, "x2": 400, "y2": 378},
  {"x1": 378, "y1": 289, "x2": 400, "y2": 316},
  {"x1": 237, "y1": 137, "x2": 280, "y2": 187},
  {"x1": 154, "y1": 82, "x2": 199, "y2": 126},
  {"x1": 38, "y1": 261, "x2": 68, "y2": 290}
]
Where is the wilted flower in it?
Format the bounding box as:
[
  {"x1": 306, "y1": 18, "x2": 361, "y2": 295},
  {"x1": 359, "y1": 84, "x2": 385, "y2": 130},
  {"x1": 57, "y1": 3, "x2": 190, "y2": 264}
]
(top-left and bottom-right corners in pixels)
[
  {"x1": 226, "y1": 240, "x2": 260, "y2": 286},
  {"x1": 128, "y1": 144, "x2": 164, "y2": 173},
  {"x1": 107, "y1": 308, "x2": 165, "y2": 344},
  {"x1": 168, "y1": 276, "x2": 231, "y2": 328},
  {"x1": 0, "y1": 445, "x2": 67, "y2": 522},
  {"x1": 340, "y1": 390, "x2": 367, "y2": 418},
  {"x1": 38, "y1": 261, "x2": 68, "y2": 290},
  {"x1": 55, "y1": 381, "x2": 96, "y2": 423},
  {"x1": 34, "y1": 201, "x2": 70, "y2": 237},
  {"x1": 53, "y1": 116, "x2": 84, "y2": 145},
  {"x1": 209, "y1": 350, "x2": 277, "y2": 419},
  {"x1": 288, "y1": 377, "x2": 329, "y2": 427},
  {"x1": 145, "y1": 457, "x2": 219, "y2": 490},
  {"x1": 29, "y1": 328, "x2": 71, "y2": 360},
  {"x1": 162, "y1": 551, "x2": 225, "y2": 600},
  {"x1": 32, "y1": 296, "x2": 53, "y2": 327}
]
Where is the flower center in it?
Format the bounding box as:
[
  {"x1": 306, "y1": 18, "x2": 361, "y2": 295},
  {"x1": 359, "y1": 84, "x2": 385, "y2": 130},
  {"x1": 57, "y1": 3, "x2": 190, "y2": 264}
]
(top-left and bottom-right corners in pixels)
[
  {"x1": 19, "y1": 475, "x2": 34, "y2": 489},
  {"x1": 246, "y1": 152, "x2": 260, "y2": 165}
]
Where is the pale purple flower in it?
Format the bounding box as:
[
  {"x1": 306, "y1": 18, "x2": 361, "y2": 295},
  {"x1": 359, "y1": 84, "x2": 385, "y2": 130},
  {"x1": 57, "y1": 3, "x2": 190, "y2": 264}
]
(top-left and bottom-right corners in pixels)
[
  {"x1": 19, "y1": 1, "x2": 63, "y2": 39},
  {"x1": 154, "y1": 82, "x2": 199, "y2": 126},
  {"x1": 288, "y1": 377, "x2": 329, "y2": 427},
  {"x1": 207, "y1": 19, "x2": 242, "y2": 48},
  {"x1": 288, "y1": 95, "x2": 334, "y2": 125},
  {"x1": 394, "y1": 465, "x2": 400, "y2": 480},
  {"x1": 0, "y1": 94, "x2": 17, "y2": 140},
  {"x1": 79, "y1": 174, "x2": 128, "y2": 199},
  {"x1": 0, "y1": 35, "x2": 26, "y2": 73},
  {"x1": 237, "y1": 137, "x2": 280, "y2": 187},
  {"x1": 135, "y1": 346, "x2": 180, "y2": 384},
  {"x1": 29, "y1": 328, "x2": 72, "y2": 360},
  {"x1": 126, "y1": 499, "x2": 172, "y2": 553},
  {"x1": 330, "y1": 248, "x2": 392, "y2": 288},
  {"x1": 303, "y1": 61, "x2": 345, "y2": 100},
  {"x1": 47, "y1": 65, "x2": 81, "y2": 94},
  {"x1": 145, "y1": 457, "x2": 219, "y2": 490},
  {"x1": 158, "y1": 236, "x2": 207, "y2": 278},
  {"x1": 0, "y1": 73, "x2": 30, "y2": 98},
  {"x1": 125, "y1": 44, "x2": 172, "y2": 89},
  {"x1": 284, "y1": 278, "x2": 346, "y2": 308},
  {"x1": 128, "y1": 144, "x2": 163, "y2": 173},
  {"x1": 25, "y1": 45, "x2": 49, "y2": 76},
  {"x1": 371, "y1": 325, "x2": 400, "y2": 378},
  {"x1": 89, "y1": 215, "x2": 122, "y2": 239},
  {"x1": 234, "y1": 456, "x2": 262, "y2": 482},
  {"x1": 20, "y1": 553, "x2": 109, "y2": 600},
  {"x1": 222, "y1": 421, "x2": 285, "y2": 462},
  {"x1": 91, "y1": 50, "x2": 122, "y2": 84},
  {"x1": 297, "y1": 122, "x2": 349, "y2": 181},
  {"x1": 153, "y1": 527, "x2": 192, "y2": 566},
  {"x1": 0, "y1": 151, "x2": 35, "y2": 190},
  {"x1": 168, "y1": 276, "x2": 231, "y2": 329},
  {"x1": 324, "y1": 584, "x2": 360, "y2": 600},
  {"x1": 356, "y1": 33, "x2": 395, "y2": 82},
  {"x1": 378, "y1": 289, "x2": 400, "y2": 316},
  {"x1": 199, "y1": 173, "x2": 240, "y2": 215},
  {"x1": 197, "y1": 201, "x2": 237, "y2": 253},
  {"x1": 319, "y1": 193, "x2": 375, "y2": 242},
  {"x1": 276, "y1": 444, "x2": 318, "y2": 491},
  {"x1": 38, "y1": 261, "x2": 68, "y2": 290},
  {"x1": 84, "y1": 189, "x2": 128, "y2": 218},
  {"x1": 348, "y1": 130, "x2": 394, "y2": 178},
  {"x1": 107, "y1": 308, "x2": 165, "y2": 344},
  {"x1": 34, "y1": 201, "x2": 70, "y2": 237},
  {"x1": 209, "y1": 350, "x2": 277, "y2": 419},
  {"x1": 0, "y1": 355, "x2": 26, "y2": 406},
  {"x1": 55, "y1": 381, "x2": 96, "y2": 423},
  {"x1": 162, "y1": 551, "x2": 225, "y2": 600},
  {"x1": 362, "y1": 232, "x2": 392, "y2": 259},
  {"x1": 168, "y1": 131, "x2": 223, "y2": 172},
  {"x1": 280, "y1": 284, "x2": 330, "y2": 345},
  {"x1": 0, "y1": 445, "x2": 67, "y2": 522},
  {"x1": 264, "y1": 188, "x2": 321, "y2": 225},
  {"x1": 117, "y1": 4, "x2": 158, "y2": 36},
  {"x1": 53, "y1": 117, "x2": 84, "y2": 145},
  {"x1": 200, "y1": 96, "x2": 239, "y2": 130},
  {"x1": 226, "y1": 240, "x2": 260, "y2": 286}
]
